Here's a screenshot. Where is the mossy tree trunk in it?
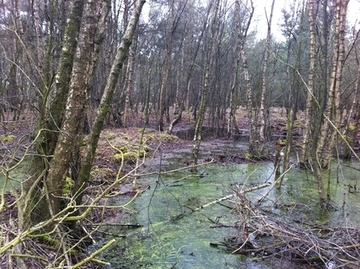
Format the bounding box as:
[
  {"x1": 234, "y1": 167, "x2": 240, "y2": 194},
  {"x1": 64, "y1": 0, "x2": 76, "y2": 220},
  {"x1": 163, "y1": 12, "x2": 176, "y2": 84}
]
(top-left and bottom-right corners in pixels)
[
  {"x1": 44, "y1": 0, "x2": 106, "y2": 221},
  {"x1": 20, "y1": 0, "x2": 145, "y2": 231},
  {"x1": 342, "y1": 63, "x2": 360, "y2": 159},
  {"x1": 314, "y1": 0, "x2": 348, "y2": 208},
  {"x1": 123, "y1": 26, "x2": 138, "y2": 128},
  {"x1": 282, "y1": 4, "x2": 305, "y2": 172},
  {"x1": 20, "y1": 0, "x2": 86, "y2": 228},
  {"x1": 75, "y1": 0, "x2": 145, "y2": 207}
]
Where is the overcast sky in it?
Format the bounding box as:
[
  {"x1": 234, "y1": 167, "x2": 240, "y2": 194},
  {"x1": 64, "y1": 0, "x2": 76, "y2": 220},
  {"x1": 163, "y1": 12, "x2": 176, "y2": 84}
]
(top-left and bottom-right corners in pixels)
[
  {"x1": 253, "y1": 0, "x2": 360, "y2": 41},
  {"x1": 141, "y1": 0, "x2": 360, "y2": 42}
]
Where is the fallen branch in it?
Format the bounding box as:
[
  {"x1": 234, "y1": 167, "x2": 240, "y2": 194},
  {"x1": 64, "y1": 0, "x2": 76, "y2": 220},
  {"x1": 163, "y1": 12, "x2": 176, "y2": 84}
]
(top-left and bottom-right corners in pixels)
[
  {"x1": 194, "y1": 182, "x2": 270, "y2": 211},
  {"x1": 214, "y1": 190, "x2": 360, "y2": 268}
]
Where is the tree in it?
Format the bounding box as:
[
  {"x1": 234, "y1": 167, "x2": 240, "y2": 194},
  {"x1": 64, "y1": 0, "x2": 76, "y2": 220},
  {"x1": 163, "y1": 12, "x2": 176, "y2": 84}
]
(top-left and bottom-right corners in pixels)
[
  {"x1": 20, "y1": 0, "x2": 89, "y2": 228},
  {"x1": 168, "y1": 1, "x2": 213, "y2": 134},
  {"x1": 192, "y1": 0, "x2": 220, "y2": 165},
  {"x1": 278, "y1": 1, "x2": 307, "y2": 188},
  {"x1": 20, "y1": 0, "x2": 145, "y2": 233},
  {"x1": 316, "y1": 0, "x2": 349, "y2": 169},
  {"x1": 227, "y1": 0, "x2": 241, "y2": 136},
  {"x1": 258, "y1": 0, "x2": 275, "y2": 142},
  {"x1": 300, "y1": 0, "x2": 316, "y2": 166},
  {"x1": 157, "y1": 0, "x2": 188, "y2": 131},
  {"x1": 237, "y1": 1, "x2": 259, "y2": 156},
  {"x1": 75, "y1": 0, "x2": 146, "y2": 208}
]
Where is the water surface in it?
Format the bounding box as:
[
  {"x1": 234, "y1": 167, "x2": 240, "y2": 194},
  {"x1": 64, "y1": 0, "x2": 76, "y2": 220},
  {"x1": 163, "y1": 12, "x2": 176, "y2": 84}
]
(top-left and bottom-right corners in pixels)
[{"x1": 97, "y1": 159, "x2": 360, "y2": 268}]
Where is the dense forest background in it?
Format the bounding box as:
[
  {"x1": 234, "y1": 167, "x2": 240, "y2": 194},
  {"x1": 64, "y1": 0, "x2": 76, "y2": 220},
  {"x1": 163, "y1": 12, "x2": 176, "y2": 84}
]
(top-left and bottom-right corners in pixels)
[
  {"x1": 1, "y1": 0, "x2": 359, "y2": 149},
  {"x1": 0, "y1": 0, "x2": 360, "y2": 267}
]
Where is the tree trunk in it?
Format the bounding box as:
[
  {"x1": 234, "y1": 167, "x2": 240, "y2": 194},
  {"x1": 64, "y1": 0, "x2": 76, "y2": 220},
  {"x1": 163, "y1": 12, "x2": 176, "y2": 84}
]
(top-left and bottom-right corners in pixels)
[
  {"x1": 300, "y1": 0, "x2": 316, "y2": 166},
  {"x1": 342, "y1": 61, "x2": 360, "y2": 160},
  {"x1": 157, "y1": 0, "x2": 186, "y2": 131},
  {"x1": 144, "y1": 69, "x2": 152, "y2": 125},
  {"x1": 20, "y1": 0, "x2": 134, "y2": 229},
  {"x1": 168, "y1": 1, "x2": 213, "y2": 134},
  {"x1": 193, "y1": 0, "x2": 219, "y2": 166},
  {"x1": 123, "y1": 27, "x2": 138, "y2": 128},
  {"x1": 75, "y1": 0, "x2": 145, "y2": 207},
  {"x1": 227, "y1": 0, "x2": 242, "y2": 137},
  {"x1": 44, "y1": 0, "x2": 107, "y2": 222},
  {"x1": 241, "y1": 46, "x2": 259, "y2": 156},
  {"x1": 316, "y1": 0, "x2": 349, "y2": 169},
  {"x1": 20, "y1": 0, "x2": 86, "y2": 228},
  {"x1": 312, "y1": 0, "x2": 349, "y2": 208},
  {"x1": 258, "y1": 0, "x2": 275, "y2": 142}
]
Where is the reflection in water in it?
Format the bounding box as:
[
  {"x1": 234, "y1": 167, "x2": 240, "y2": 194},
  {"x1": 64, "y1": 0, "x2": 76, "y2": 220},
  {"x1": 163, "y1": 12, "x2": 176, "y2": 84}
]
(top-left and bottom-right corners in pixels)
[
  {"x1": 97, "y1": 159, "x2": 360, "y2": 268},
  {"x1": 99, "y1": 163, "x2": 276, "y2": 268},
  {"x1": 174, "y1": 127, "x2": 249, "y2": 141},
  {"x1": 0, "y1": 158, "x2": 29, "y2": 191}
]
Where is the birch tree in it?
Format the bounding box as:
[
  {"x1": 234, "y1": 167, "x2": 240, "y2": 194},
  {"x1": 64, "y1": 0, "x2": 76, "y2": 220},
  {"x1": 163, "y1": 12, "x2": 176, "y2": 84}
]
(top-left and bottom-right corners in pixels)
[
  {"x1": 168, "y1": 2, "x2": 213, "y2": 134},
  {"x1": 193, "y1": 0, "x2": 219, "y2": 165},
  {"x1": 157, "y1": 0, "x2": 188, "y2": 131},
  {"x1": 20, "y1": 0, "x2": 145, "y2": 232},
  {"x1": 227, "y1": 0, "x2": 242, "y2": 137},
  {"x1": 258, "y1": 0, "x2": 275, "y2": 142},
  {"x1": 278, "y1": 3, "x2": 306, "y2": 188},
  {"x1": 300, "y1": 0, "x2": 316, "y2": 166},
  {"x1": 237, "y1": 1, "x2": 258, "y2": 156},
  {"x1": 316, "y1": 0, "x2": 349, "y2": 169}
]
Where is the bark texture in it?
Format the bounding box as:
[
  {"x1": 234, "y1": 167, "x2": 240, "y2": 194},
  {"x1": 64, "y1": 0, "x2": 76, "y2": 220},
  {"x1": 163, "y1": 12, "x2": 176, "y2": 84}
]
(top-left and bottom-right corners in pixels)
[
  {"x1": 300, "y1": 0, "x2": 316, "y2": 165},
  {"x1": 316, "y1": 0, "x2": 349, "y2": 169},
  {"x1": 75, "y1": 0, "x2": 145, "y2": 206},
  {"x1": 193, "y1": 0, "x2": 219, "y2": 165},
  {"x1": 258, "y1": 0, "x2": 275, "y2": 142}
]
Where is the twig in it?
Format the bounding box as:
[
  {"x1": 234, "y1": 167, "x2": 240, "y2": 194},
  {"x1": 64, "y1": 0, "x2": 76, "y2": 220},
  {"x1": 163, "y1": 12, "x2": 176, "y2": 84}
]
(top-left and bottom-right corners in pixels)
[
  {"x1": 194, "y1": 183, "x2": 270, "y2": 211},
  {"x1": 69, "y1": 239, "x2": 115, "y2": 269}
]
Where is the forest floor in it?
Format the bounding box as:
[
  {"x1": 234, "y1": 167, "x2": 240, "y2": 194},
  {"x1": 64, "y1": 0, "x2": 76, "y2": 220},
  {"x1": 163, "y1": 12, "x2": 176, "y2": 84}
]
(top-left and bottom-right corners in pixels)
[
  {"x1": 1, "y1": 107, "x2": 360, "y2": 268},
  {"x1": 1, "y1": 106, "x2": 359, "y2": 225}
]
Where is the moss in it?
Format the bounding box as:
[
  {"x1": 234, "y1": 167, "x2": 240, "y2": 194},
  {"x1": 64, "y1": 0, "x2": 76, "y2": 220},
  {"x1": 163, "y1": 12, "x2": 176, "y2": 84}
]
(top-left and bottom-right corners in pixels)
[
  {"x1": 345, "y1": 135, "x2": 354, "y2": 144},
  {"x1": 90, "y1": 166, "x2": 116, "y2": 180},
  {"x1": 146, "y1": 134, "x2": 156, "y2": 141},
  {"x1": 42, "y1": 234, "x2": 60, "y2": 247},
  {"x1": 113, "y1": 153, "x2": 125, "y2": 161},
  {"x1": 113, "y1": 152, "x2": 135, "y2": 162},
  {"x1": 0, "y1": 134, "x2": 15, "y2": 142},
  {"x1": 159, "y1": 133, "x2": 178, "y2": 141},
  {"x1": 348, "y1": 125, "x2": 355, "y2": 131},
  {"x1": 276, "y1": 139, "x2": 287, "y2": 146},
  {"x1": 122, "y1": 135, "x2": 132, "y2": 141},
  {"x1": 293, "y1": 120, "x2": 302, "y2": 127},
  {"x1": 62, "y1": 176, "x2": 74, "y2": 196},
  {"x1": 118, "y1": 145, "x2": 130, "y2": 152},
  {"x1": 113, "y1": 147, "x2": 148, "y2": 162},
  {"x1": 137, "y1": 149, "x2": 147, "y2": 158},
  {"x1": 105, "y1": 133, "x2": 117, "y2": 140},
  {"x1": 81, "y1": 137, "x2": 88, "y2": 146}
]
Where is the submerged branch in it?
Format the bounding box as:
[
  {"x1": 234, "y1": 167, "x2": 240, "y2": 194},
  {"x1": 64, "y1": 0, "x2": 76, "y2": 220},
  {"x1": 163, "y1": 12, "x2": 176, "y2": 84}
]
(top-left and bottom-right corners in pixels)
[
  {"x1": 213, "y1": 189, "x2": 360, "y2": 268},
  {"x1": 194, "y1": 183, "x2": 270, "y2": 211}
]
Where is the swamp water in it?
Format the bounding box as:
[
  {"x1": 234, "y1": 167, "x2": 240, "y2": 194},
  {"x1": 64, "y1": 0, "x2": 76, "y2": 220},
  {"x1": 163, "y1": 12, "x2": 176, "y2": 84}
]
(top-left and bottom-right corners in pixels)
[
  {"x1": 94, "y1": 155, "x2": 360, "y2": 268},
  {"x1": 0, "y1": 159, "x2": 30, "y2": 191}
]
